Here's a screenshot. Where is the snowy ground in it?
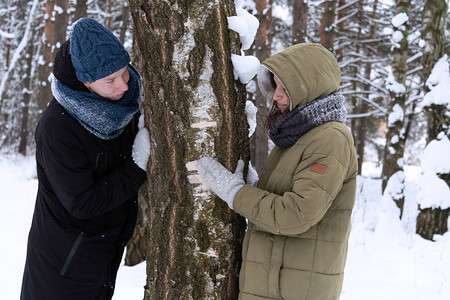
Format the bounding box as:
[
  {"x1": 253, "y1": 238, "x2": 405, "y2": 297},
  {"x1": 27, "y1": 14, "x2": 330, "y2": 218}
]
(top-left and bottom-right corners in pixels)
[{"x1": 0, "y1": 154, "x2": 449, "y2": 299}]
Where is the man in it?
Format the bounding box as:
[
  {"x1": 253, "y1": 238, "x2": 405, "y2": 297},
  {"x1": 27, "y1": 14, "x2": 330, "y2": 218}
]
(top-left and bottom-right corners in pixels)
[{"x1": 21, "y1": 18, "x2": 150, "y2": 300}]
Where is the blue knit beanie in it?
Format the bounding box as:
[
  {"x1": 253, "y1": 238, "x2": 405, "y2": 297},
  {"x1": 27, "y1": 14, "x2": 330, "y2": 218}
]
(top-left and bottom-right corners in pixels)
[{"x1": 69, "y1": 18, "x2": 130, "y2": 82}]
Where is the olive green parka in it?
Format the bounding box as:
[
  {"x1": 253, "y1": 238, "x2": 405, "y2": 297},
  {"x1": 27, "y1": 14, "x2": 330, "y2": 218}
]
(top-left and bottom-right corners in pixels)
[{"x1": 233, "y1": 43, "x2": 358, "y2": 300}]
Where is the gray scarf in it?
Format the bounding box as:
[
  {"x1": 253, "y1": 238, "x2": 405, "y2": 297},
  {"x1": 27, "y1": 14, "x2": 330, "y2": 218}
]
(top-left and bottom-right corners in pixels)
[
  {"x1": 269, "y1": 92, "x2": 347, "y2": 148},
  {"x1": 51, "y1": 65, "x2": 141, "y2": 140}
]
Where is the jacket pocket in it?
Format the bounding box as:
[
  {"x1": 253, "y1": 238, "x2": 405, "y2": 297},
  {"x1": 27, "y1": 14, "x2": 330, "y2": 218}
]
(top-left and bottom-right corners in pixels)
[{"x1": 60, "y1": 232, "x2": 84, "y2": 276}]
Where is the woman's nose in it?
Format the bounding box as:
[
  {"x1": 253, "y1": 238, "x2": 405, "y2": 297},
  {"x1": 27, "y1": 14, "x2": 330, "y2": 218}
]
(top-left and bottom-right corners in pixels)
[{"x1": 273, "y1": 89, "x2": 281, "y2": 100}]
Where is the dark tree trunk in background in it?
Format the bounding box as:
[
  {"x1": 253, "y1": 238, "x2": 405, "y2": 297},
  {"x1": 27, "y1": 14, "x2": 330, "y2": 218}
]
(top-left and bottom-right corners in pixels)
[
  {"x1": 335, "y1": 0, "x2": 345, "y2": 61},
  {"x1": 320, "y1": 0, "x2": 336, "y2": 52},
  {"x1": 354, "y1": 0, "x2": 378, "y2": 174},
  {"x1": 350, "y1": 0, "x2": 363, "y2": 174},
  {"x1": 18, "y1": 31, "x2": 35, "y2": 155},
  {"x1": 129, "y1": 1, "x2": 249, "y2": 298},
  {"x1": 125, "y1": 182, "x2": 149, "y2": 265},
  {"x1": 119, "y1": 2, "x2": 130, "y2": 44},
  {"x1": 292, "y1": 0, "x2": 308, "y2": 44},
  {"x1": 250, "y1": 0, "x2": 273, "y2": 176},
  {"x1": 36, "y1": 0, "x2": 69, "y2": 119},
  {"x1": 73, "y1": 0, "x2": 87, "y2": 21},
  {"x1": 416, "y1": 0, "x2": 449, "y2": 240}
]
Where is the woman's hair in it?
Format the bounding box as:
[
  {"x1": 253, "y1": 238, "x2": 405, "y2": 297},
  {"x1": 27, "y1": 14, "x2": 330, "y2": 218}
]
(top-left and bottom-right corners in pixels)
[{"x1": 265, "y1": 73, "x2": 283, "y2": 133}]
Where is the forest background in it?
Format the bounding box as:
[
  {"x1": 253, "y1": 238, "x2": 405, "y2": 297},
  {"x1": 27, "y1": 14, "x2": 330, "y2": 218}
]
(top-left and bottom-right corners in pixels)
[{"x1": 0, "y1": 0, "x2": 449, "y2": 299}]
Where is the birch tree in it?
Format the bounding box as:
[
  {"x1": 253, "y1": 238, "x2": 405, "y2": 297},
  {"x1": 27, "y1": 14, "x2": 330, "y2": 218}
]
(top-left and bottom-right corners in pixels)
[{"x1": 128, "y1": 1, "x2": 249, "y2": 299}]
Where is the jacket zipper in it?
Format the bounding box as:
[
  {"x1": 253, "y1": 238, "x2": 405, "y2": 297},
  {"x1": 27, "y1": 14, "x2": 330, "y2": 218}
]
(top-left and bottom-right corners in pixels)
[{"x1": 60, "y1": 232, "x2": 84, "y2": 276}]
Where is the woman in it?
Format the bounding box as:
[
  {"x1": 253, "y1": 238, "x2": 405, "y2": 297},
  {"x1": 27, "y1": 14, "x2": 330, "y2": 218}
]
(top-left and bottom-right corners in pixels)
[{"x1": 198, "y1": 43, "x2": 358, "y2": 300}]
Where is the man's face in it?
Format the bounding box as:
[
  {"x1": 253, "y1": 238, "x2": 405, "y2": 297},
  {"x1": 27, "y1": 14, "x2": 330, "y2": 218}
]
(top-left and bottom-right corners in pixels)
[{"x1": 83, "y1": 66, "x2": 130, "y2": 101}]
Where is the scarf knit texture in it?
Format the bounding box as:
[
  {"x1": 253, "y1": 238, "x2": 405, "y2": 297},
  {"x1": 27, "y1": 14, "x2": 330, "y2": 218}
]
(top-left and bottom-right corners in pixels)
[
  {"x1": 51, "y1": 65, "x2": 141, "y2": 140},
  {"x1": 269, "y1": 92, "x2": 347, "y2": 148}
]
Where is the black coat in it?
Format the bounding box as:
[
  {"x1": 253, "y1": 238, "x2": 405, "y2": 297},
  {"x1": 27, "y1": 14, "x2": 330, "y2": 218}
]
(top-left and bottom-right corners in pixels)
[{"x1": 21, "y1": 99, "x2": 147, "y2": 300}]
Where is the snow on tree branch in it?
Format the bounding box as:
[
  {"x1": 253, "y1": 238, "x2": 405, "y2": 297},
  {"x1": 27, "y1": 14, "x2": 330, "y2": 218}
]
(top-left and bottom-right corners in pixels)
[{"x1": 0, "y1": 0, "x2": 39, "y2": 112}]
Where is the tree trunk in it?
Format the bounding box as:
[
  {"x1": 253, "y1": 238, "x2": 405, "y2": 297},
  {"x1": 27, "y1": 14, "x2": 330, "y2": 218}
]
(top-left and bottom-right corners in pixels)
[
  {"x1": 5, "y1": 10, "x2": 12, "y2": 70},
  {"x1": 350, "y1": 0, "x2": 362, "y2": 174},
  {"x1": 18, "y1": 31, "x2": 35, "y2": 155},
  {"x1": 355, "y1": 0, "x2": 378, "y2": 174},
  {"x1": 129, "y1": 1, "x2": 248, "y2": 299},
  {"x1": 125, "y1": 182, "x2": 149, "y2": 265},
  {"x1": 292, "y1": 0, "x2": 308, "y2": 44},
  {"x1": 335, "y1": 0, "x2": 345, "y2": 61},
  {"x1": 250, "y1": 0, "x2": 273, "y2": 176},
  {"x1": 106, "y1": 0, "x2": 112, "y2": 30},
  {"x1": 119, "y1": 2, "x2": 130, "y2": 44},
  {"x1": 36, "y1": 0, "x2": 69, "y2": 119},
  {"x1": 73, "y1": 0, "x2": 87, "y2": 21},
  {"x1": 421, "y1": 0, "x2": 448, "y2": 142},
  {"x1": 416, "y1": 207, "x2": 450, "y2": 240},
  {"x1": 54, "y1": 0, "x2": 69, "y2": 47},
  {"x1": 416, "y1": 0, "x2": 449, "y2": 240},
  {"x1": 320, "y1": 0, "x2": 336, "y2": 52},
  {"x1": 381, "y1": 0, "x2": 410, "y2": 218},
  {"x1": 125, "y1": 31, "x2": 147, "y2": 267}
]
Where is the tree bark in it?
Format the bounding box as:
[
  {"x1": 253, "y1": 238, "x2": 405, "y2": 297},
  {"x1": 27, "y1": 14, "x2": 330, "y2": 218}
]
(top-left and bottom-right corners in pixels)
[
  {"x1": 292, "y1": 0, "x2": 308, "y2": 44},
  {"x1": 36, "y1": 0, "x2": 69, "y2": 119},
  {"x1": 73, "y1": 0, "x2": 87, "y2": 21},
  {"x1": 119, "y1": 2, "x2": 130, "y2": 44},
  {"x1": 350, "y1": 0, "x2": 362, "y2": 174},
  {"x1": 125, "y1": 182, "x2": 149, "y2": 265},
  {"x1": 416, "y1": 207, "x2": 450, "y2": 240},
  {"x1": 421, "y1": 0, "x2": 448, "y2": 142},
  {"x1": 125, "y1": 31, "x2": 147, "y2": 267},
  {"x1": 250, "y1": 0, "x2": 273, "y2": 176},
  {"x1": 416, "y1": 0, "x2": 449, "y2": 240},
  {"x1": 18, "y1": 31, "x2": 35, "y2": 155},
  {"x1": 128, "y1": 1, "x2": 248, "y2": 299},
  {"x1": 355, "y1": 0, "x2": 378, "y2": 174},
  {"x1": 320, "y1": 0, "x2": 336, "y2": 52},
  {"x1": 335, "y1": 0, "x2": 345, "y2": 61},
  {"x1": 381, "y1": 0, "x2": 410, "y2": 218}
]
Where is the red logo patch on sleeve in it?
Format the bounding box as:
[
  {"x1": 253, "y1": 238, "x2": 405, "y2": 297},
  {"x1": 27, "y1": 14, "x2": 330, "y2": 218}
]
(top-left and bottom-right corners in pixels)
[{"x1": 310, "y1": 163, "x2": 327, "y2": 175}]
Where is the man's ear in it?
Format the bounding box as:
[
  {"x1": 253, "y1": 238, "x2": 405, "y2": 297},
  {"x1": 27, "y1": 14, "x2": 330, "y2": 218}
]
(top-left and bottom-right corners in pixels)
[{"x1": 82, "y1": 81, "x2": 91, "y2": 88}]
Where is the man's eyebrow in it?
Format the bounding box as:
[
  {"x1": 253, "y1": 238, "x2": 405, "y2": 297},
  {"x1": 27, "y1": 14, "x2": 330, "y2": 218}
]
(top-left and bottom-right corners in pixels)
[{"x1": 105, "y1": 67, "x2": 128, "y2": 80}]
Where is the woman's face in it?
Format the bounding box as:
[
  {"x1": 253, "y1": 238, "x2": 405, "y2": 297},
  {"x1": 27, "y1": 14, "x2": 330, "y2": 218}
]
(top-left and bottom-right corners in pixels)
[{"x1": 273, "y1": 75, "x2": 290, "y2": 113}]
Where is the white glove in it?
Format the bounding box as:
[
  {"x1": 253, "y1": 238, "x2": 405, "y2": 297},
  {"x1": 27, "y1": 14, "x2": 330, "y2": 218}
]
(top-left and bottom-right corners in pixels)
[
  {"x1": 132, "y1": 127, "x2": 151, "y2": 171},
  {"x1": 197, "y1": 156, "x2": 245, "y2": 209}
]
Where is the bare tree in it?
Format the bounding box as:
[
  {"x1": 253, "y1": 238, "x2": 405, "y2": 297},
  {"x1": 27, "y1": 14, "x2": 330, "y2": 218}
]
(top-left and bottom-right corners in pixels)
[{"x1": 128, "y1": 1, "x2": 249, "y2": 298}]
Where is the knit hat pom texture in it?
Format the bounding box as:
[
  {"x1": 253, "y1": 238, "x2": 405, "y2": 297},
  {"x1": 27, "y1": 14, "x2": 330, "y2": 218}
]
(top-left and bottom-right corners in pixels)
[{"x1": 70, "y1": 18, "x2": 130, "y2": 82}]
